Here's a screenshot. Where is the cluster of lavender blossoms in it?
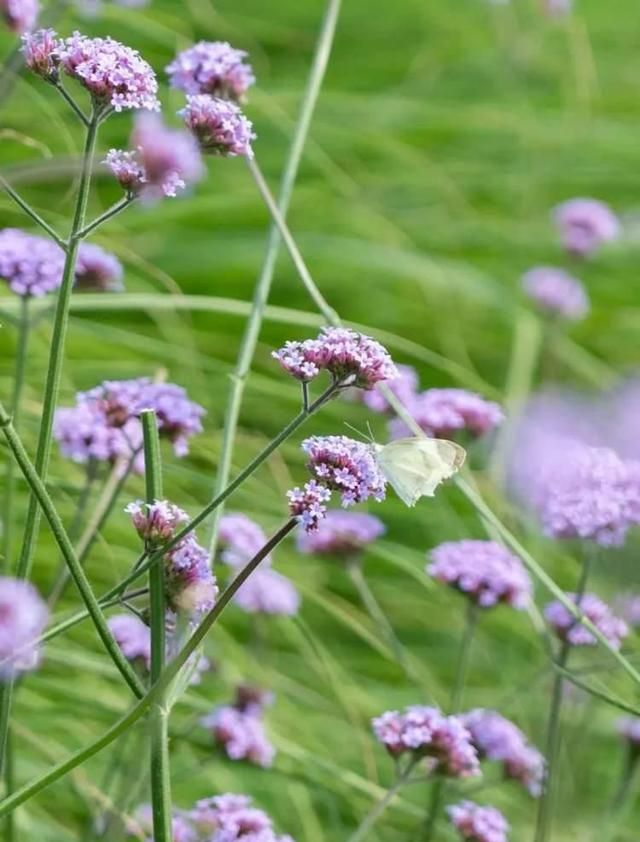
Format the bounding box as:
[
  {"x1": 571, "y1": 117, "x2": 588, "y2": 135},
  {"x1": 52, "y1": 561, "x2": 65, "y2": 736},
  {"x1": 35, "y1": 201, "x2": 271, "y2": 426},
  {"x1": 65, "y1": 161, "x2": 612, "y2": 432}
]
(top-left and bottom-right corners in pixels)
[
  {"x1": 544, "y1": 593, "x2": 629, "y2": 649},
  {"x1": 0, "y1": 228, "x2": 123, "y2": 297},
  {"x1": 553, "y1": 198, "x2": 620, "y2": 259},
  {"x1": 180, "y1": 95, "x2": 256, "y2": 157},
  {"x1": 372, "y1": 706, "x2": 480, "y2": 777},
  {"x1": 427, "y1": 540, "x2": 532, "y2": 610},
  {"x1": 166, "y1": 41, "x2": 255, "y2": 101},
  {"x1": 0, "y1": 577, "x2": 48, "y2": 679},
  {"x1": 129, "y1": 793, "x2": 294, "y2": 842},
  {"x1": 218, "y1": 513, "x2": 299, "y2": 616},
  {"x1": 1, "y1": 0, "x2": 38, "y2": 34},
  {"x1": 447, "y1": 801, "x2": 510, "y2": 842},
  {"x1": 521, "y1": 267, "x2": 589, "y2": 321},
  {"x1": 201, "y1": 685, "x2": 275, "y2": 768},
  {"x1": 54, "y1": 377, "x2": 205, "y2": 471},
  {"x1": 296, "y1": 510, "x2": 385, "y2": 557},
  {"x1": 389, "y1": 387, "x2": 503, "y2": 440},
  {"x1": 461, "y1": 710, "x2": 545, "y2": 796}
]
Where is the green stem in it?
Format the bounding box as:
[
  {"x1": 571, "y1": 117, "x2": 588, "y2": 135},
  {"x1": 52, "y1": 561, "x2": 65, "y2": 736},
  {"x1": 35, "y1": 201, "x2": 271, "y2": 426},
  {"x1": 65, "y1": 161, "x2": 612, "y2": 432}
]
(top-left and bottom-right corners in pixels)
[
  {"x1": 0, "y1": 175, "x2": 67, "y2": 250},
  {"x1": 141, "y1": 411, "x2": 172, "y2": 842},
  {"x1": 53, "y1": 81, "x2": 90, "y2": 126},
  {"x1": 0, "y1": 519, "x2": 298, "y2": 818},
  {"x1": 348, "y1": 760, "x2": 416, "y2": 842},
  {"x1": 533, "y1": 551, "x2": 593, "y2": 842},
  {"x1": 2, "y1": 297, "x2": 29, "y2": 571},
  {"x1": 76, "y1": 196, "x2": 133, "y2": 240},
  {"x1": 206, "y1": 0, "x2": 342, "y2": 557}
]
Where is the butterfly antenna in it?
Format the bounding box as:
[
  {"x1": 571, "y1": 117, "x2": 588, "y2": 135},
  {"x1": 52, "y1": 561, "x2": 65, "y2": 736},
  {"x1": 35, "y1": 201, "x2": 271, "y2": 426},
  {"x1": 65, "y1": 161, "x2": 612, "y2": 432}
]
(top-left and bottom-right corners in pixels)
[
  {"x1": 365, "y1": 421, "x2": 375, "y2": 444},
  {"x1": 343, "y1": 422, "x2": 366, "y2": 441}
]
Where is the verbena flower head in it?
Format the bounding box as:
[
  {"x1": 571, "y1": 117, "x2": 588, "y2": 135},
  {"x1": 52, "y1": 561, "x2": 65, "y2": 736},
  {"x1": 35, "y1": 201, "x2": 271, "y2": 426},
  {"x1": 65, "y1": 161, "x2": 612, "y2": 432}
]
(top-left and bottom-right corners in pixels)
[
  {"x1": 447, "y1": 801, "x2": 510, "y2": 842},
  {"x1": 296, "y1": 510, "x2": 385, "y2": 556},
  {"x1": 302, "y1": 435, "x2": 387, "y2": 506},
  {"x1": 372, "y1": 706, "x2": 480, "y2": 777},
  {"x1": 361, "y1": 363, "x2": 418, "y2": 412},
  {"x1": 273, "y1": 327, "x2": 398, "y2": 390},
  {"x1": 521, "y1": 266, "x2": 589, "y2": 321},
  {"x1": 0, "y1": 577, "x2": 48, "y2": 678},
  {"x1": 165, "y1": 535, "x2": 218, "y2": 615},
  {"x1": 57, "y1": 31, "x2": 160, "y2": 112},
  {"x1": 106, "y1": 113, "x2": 204, "y2": 201},
  {"x1": 287, "y1": 481, "x2": 331, "y2": 533},
  {"x1": 553, "y1": 198, "x2": 620, "y2": 258},
  {"x1": 127, "y1": 805, "x2": 196, "y2": 842},
  {"x1": 614, "y1": 593, "x2": 640, "y2": 628},
  {"x1": 201, "y1": 705, "x2": 275, "y2": 767},
  {"x1": 107, "y1": 613, "x2": 150, "y2": 669},
  {"x1": 618, "y1": 717, "x2": 640, "y2": 748},
  {"x1": 218, "y1": 513, "x2": 270, "y2": 567},
  {"x1": 125, "y1": 499, "x2": 189, "y2": 546},
  {"x1": 0, "y1": 227, "x2": 64, "y2": 297},
  {"x1": 234, "y1": 568, "x2": 300, "y2": 616},
  {"x1": 180, "y1": 94, "x2": 255, "y2": 157},
  {"x1": 166, "y1": 41, "x2": 255, "y2": 100},
  {"x1": 427, "y1": 540, "x2": 532, "y2": 610},
  {"x1": 188, "y1": 794, "x2": 294, "y2": 841},
  {"x1": 544, "y1": 592, "x2": 628, "y2": 649},
  {"x1": 2, "y1": 0, "x2": 38, "y2": 34},
  {"x1": 75, "y1": 242, "x2": 123, "y2": 291},
  {"x1": 390, "y1": 388, "x2": 503, "y2": 440},
  {"x1": 461, "y1": 709, "x2": 545, "y2": 796}
]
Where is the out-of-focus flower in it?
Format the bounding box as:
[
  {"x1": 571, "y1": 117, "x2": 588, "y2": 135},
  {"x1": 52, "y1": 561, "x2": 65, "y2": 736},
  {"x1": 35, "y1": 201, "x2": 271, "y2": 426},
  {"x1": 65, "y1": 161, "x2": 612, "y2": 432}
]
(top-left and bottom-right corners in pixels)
[
  {"x1": 360, "y1": 363, "x2": 418, "y2": 412},
  {"x1": 166, "y1": 41, "x2": 255, "y2": 101},
  {"x1": 287, "y1": 480, "x2": 332, "y2": 533},
  {"x1": 2, "y1": 0, "x2": 38, "y2": 33},
  {"x1": 188, "y1": 794, "x2": 294, "y2": 841},
  {"x1": 234, "y1": 568, "x2": 300, "y2": 616},
  {"x1": 447, "y1": 801, "x2": 510, "y2": 842},
  {"x1": 302, "y1": 435, "x2": 387, "y2": 506},
  {"x1": 618, "y1": 717, "x2": 640, "y2": 748},
  {"x1": 22, "y1": 28, "x2": 59, "y2": 79},
  {"x1": 544, "y1": 0, "x2": 572, "y2": 15},
  {"x1": 106, "y1": 113, "x2": 204, "y2": 201},
  {"x1": 201, "y1": 704, "x2": 275, "y2": 767},
  {"x1": 389, "y1": 388, "x2": 503, "y2": 440},
  {"x1": 75, "y1": 243, "x2": 123, "y2": 291},
  {"x1": 107, "y1": 614, "x2": 151, "y2": 669},
  {"x1": 296, "y1": 510, "x2": 385, "y2": 556},
  {"x1": 180, "y1": 94, "x2": 255, "y2": 157},
  {"x1": 427, "y1": 540, "x2": 532, "y2": 610},
  {"x1": 462, "y1": 709, "x2": 544, "y2": 796},
  {"x1": 126, "y1": 805, "x2": 196, "y2": 842},
  {"x1": 544, "y1": 593, "x2": 628, "y2": 649},
  {"x1": 218, "y1": 513, "x2": 270, "y2": 567},
  {"x1": 57, "y1": 31, "x2": 159, "y2": 112},
  {"x1": 372, "y1": 706, "x2": 480, "y2": 777},
  {"x1": 521, "y1": 266, "x2": 589, "y2": 321},
  {"x1": 614, "y1": 594, "x2": 640, "y2": 628},
  {"x1": 0, "y1": 228, "x2": 64, "y2": 297},
  {"x1": 0, "y1": 577, "x2": 48, "y2": 678},
  {"x1": 125, "y1": 499, "x2": 189, "y2": 546},
  {"x1": 273, "y1": 327, "x2": 398, "y2": 390},
  {"x1": 553, "y1": 198, "x2": 619, "y2": 258}
]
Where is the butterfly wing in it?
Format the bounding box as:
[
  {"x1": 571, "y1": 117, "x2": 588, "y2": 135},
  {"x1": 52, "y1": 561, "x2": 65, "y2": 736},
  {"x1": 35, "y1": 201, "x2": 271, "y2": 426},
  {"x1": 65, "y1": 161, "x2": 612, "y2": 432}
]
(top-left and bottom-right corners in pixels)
[{"x1": 376, "y1": 438, "x2": 466, "y2": 507}]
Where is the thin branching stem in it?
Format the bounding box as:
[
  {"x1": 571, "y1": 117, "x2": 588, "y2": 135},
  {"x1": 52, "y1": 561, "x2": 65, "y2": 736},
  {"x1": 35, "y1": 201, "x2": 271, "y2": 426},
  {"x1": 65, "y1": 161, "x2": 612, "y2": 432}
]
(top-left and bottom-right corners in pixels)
[
  {"x1": 348, "y1": 759, "x2": 417, "y2": 842},
  {"x1": 53, "y1": 81, "x2": 90, "y2": 126},
  {"x1": 0, "y1": 174, "x2": 67, "y2": 249},
  {"x1": 76, "y1": 196, "x2": 134, "y2": 239}
]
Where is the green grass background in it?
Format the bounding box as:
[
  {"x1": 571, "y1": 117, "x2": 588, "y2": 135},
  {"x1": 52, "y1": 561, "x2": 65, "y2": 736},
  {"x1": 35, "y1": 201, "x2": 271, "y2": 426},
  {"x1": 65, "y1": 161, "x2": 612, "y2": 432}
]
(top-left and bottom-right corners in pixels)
[{"x1": 1, "y1": 0, "x2": 640, "y2": 838}]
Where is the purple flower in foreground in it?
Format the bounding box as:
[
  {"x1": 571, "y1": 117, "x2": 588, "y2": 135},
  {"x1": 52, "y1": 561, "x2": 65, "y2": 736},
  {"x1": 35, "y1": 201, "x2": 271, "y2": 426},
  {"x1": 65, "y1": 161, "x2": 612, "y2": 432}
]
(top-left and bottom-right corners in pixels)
[
  {"x1": 0, "y1": 228, "x2": 64, "y2": 297},
  {"x1": 2, "y1": 0, "x2": 38, "y2": 33},
  {"x1": 166, "y1": 40, "x2": 255, "y2": 101},
  {"x1": 218, "y1": 513, "x2": 270, "y2": 566},
  {"x1": 296, "y1": 510, "x2": 385, "y2": 556},
  {"x1": 427, "y1": 540, "x2": 532, "y2": 610},
  {"x1": 0, "y1": 577, "x2": 48, "y2": 678},
  {"x1": 22, "y1": 28, "x2": 59, "y2": 78},
  {"x1": 302, "y1": 435, "x2": 387, "y2": 506},
  {"x1": 125, "y1": 499, "x2": 189, "y2": 546},
  {"x1": 360, "y1": 363, "x2": 418, "y2": 412},
  {"x1": 521, "y1": 266, "x2": 589, "y2": 321},
  {"x1": 390, "y1": 388, "x2": 503, "y2": 440},
  {"x1": 107, "y1": 614, "x2": 150, "y2": 669},
  {"x1": 544, "y1": 592, "x2": 628, "y2": 649},
  {"x1": 201, "y1": 705, "x2": 275, "y2": 767},
  {"x1": 189, "y1": 794, "x2": 294, "y2": 841},
  {"x1": 75, "y1": 242, "x2": 123, "y2": 291},
  {"x1": 180, "y1": 94, "x2": 255, "y2": 157},
  {"x1": 287, "y1": 481, "x2": 331, "y2": 533},
  {"x1": 234, "y1": 568, "x2": 300, "y2": 616},
  {"x1": 57, "y1": 31, "x2": 160, "y2": 112},
  {"x1": 461, "y1": 709, "x2": 544, "y2": 796},
  {"x1": 273, "y1": 327, "x2": 398, "y2": 390},
  {"x1": 553, "y1": 198, "x2": 620, "y2": 258},
  {"x1": 447, "y1": 801, "x2": 510, "y2": 842},
  {"x1": 165, "y1": 535, "x2": 218, "y2": 615},
  {"x1": 372, "y1": 705, "x2": 480, "y2": 778}
]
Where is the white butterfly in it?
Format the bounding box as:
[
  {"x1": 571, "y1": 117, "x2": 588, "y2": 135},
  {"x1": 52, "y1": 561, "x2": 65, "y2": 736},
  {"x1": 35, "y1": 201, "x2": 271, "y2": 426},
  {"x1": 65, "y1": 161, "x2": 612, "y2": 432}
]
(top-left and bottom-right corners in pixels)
[{"x1": 373, "y1": 437, "x2": 466, "y2": 507}]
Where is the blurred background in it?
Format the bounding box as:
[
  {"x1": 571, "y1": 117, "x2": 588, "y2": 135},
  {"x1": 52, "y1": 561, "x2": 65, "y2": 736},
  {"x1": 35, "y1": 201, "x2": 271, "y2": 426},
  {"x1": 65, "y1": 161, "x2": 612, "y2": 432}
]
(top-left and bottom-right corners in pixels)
[{"x1": 1, "y1": 0, "x2": 640, "y2": 839}]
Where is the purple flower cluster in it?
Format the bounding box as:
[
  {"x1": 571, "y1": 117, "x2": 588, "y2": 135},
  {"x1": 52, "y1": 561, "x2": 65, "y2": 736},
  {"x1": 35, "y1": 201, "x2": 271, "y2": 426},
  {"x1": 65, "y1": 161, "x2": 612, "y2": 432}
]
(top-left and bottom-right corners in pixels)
[
  {"x1": 544, "y1": 592, "x2": 628, "y2": 649},
  {"x1": 180, "y1": 94, "x2": 255, "y2": 157},
  {"x1": 107, "y1": 613, "x2": 151, "y2": 669},
  {"x1": 287, "y1": 481, "x2": 331, "y2": 533},
  {"x1": 389, "y1": 388, "x2": 503, "y2": 440},
  {"x1": 360, "y1": 363, "x2": 418, "y2": 412},
  {"x1": 521, "y1": 266, "x2": 589, "y2": 321},
  {"x1": 125, "y1": 499, "x2": 189, "y2": 546},
  {"x1": 0, "y1": 228, "x2": 65, "y2": 297},
  {"x1": 447, "y1": 801, "x2": 510, "y2": 842},
  {"x1": 461, "y1": 709, "x2": 545, "y2": 796},
  {"x1": 614, "y1": 593, "x2": 640, "y2": 628},
  {"x1": 218, "y1": 512, "x2": 270, "y2": 566},
  {"x1": 106, "y1": 113, "x2": 204, "y2": 201},
  {"x1": 372, "y1": 706, "x2": 480, "y2": 778},
  {"x1": 165, "y1": 534, "x2": 218, "y2": 615},
  {"x1": 427, "y1": 540, "x2": 532, "y2": 610},
  {"x1": 553, "y1": 198, "x2": 619, "y2": 258},
  {"x1": 54, "y1": 377, "x2": 204, "y2": 470},
  {"x1": 302, "y1": 436, "x2": 387, "y2": 506},
  {"x1": 75, "y1": 243, "x2": 123, "y2": 292},
  {"x1": 273, "y1": 327, "x2": 398, "y2": 390},
  {"x1": 296, "y1": 510, "x2": 385, "y2": 556},
  {"x1": 201, "y1": 688, "x2": 275, "y2": 767},
  {"x1": 618, "y1": 717, "x2": 640, "y2": 747},
  {"x1": 166, "y1": 41, "x2": 255, "y2": 101},
  {"x1": 188, "y1": 794, "x2": 294, "y2": 841},
  {"x1": 1, "y1": 0, "x2": 38, "y2": 34},
  {"x1": 21, "y1": 27, "x2": 57, "y2": 77},
  {"x1": 0, "y1": 577, "x2": 48, "y2": 679}
]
